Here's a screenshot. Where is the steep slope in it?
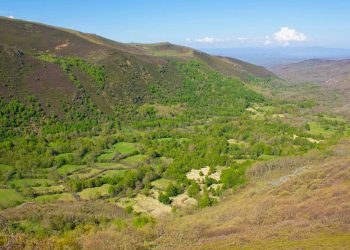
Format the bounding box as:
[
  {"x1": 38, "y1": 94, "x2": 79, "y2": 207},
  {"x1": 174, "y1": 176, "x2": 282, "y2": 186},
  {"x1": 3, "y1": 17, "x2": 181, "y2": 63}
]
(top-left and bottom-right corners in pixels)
[
  {"x1": 134, "y1": 42, "x2": 273, "y2": 80},
  {"x1": 0, "y1": 17, "x2": 274, "y2": 120},
  {"x1": 153, "y1": 144, "x2": 350, "y2": 249},
  {"x1": 271, "y1": 59, "x2": 350, "y2": 91}
]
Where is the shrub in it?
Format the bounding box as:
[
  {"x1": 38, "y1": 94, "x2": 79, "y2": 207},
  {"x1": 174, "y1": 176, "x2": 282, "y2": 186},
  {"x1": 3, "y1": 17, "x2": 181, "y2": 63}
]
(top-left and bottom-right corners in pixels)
[
  {"x1": 132, "y1": 215, "x2": 155, "y2": 228},
  {"x1": 158, "y1": 192, "x2": 170, "y2": 204},
  {"x1": 187, "y1": 182, "x2": 200, "y2": 198},
  {"x1": 198, "y1": 193, "x2": 214, "y2": 208}
]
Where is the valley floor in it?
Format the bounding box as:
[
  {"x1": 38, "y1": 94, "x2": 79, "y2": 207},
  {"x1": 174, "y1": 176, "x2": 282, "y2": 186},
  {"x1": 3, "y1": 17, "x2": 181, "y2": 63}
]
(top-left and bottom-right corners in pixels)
[{"x1": 3, "y1": 140, "x2": 349, "y2": 249}]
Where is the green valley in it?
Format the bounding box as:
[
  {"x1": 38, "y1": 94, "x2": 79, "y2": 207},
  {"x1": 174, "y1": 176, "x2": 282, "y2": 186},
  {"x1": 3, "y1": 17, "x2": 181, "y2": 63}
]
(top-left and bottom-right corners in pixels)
[{"x1": 0, "y1": 16, "x2": 350, "y2": 250}]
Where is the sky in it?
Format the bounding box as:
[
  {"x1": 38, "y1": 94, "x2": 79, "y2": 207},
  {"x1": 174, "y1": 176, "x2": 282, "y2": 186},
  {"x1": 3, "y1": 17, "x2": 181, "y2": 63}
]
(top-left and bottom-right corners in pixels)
[{"x1": 1, "y1": 0, "x2": 350, "y2": 48}]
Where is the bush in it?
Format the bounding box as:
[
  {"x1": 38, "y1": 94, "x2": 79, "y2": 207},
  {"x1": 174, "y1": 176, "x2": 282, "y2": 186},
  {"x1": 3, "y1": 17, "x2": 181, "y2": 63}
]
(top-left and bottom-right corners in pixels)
[
  {"x1": 187, "y1": 182, "x2": 200, "y2": 198},
  {"x1": 221, "y1": 166, "x2": 245, "y2": 189},
  {"x1": 158, "y1": 192, "x2": 170, "y2": 204},
  {"x1": 132, "y1": 215, "x2": 155, "y2": 228},
  {"x1": 198, "y1": 193, "x2": 214, "y2": 208},
  {"x1": 125, "y1": 205, "x2": 133, "y2": 214},
  {"x1": 165, "y1": 183, "x2": 182, "y2": 197}
]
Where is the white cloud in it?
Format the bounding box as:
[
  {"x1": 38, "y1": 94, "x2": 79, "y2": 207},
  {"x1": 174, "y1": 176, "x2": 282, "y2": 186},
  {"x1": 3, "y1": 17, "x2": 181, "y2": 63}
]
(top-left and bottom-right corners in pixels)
[
  {"x1": 194, "y1": 36, "x2": 224, "y2": 44},
  {"x1": 274, "y1": 27, "x2": 307, "y2": 45},
  {"x1": 184, "y1": 27, "x2": 308, "y2": 46},
  {"x1": 8, "y1": 15, "x2": 14, "y2": 19}
]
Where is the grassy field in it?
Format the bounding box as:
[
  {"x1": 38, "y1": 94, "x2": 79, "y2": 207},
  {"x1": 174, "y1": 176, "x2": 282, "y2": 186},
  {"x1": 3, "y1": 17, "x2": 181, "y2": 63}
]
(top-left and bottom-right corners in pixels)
[
  {"x1": 97, "y1": 149, "x2": 118, "y2": 162},
  {"x1": 57, "y1": 164, "x2": 87, "y2": 175},
  {"x1": 258, "y1": 154, "x2": 277, "y2": 161},
  {"x1": 120, "y1": 154, "x2": 146, "y2": 165},
  {"x1": 94, "y1": 162, "x2": 129, "y2": 169},
  {"x1": 34, "y1": 193, "x2": 74, "y2": 203},
  {"x1": 113, "y1": 142, "x2": 138, "y2": 154},
  {"x1": 31, "y1": 185, "x2": 65, "y2": 195},
  {"x1": 55, "y1": 152, "x2": 74, "y2": 161},
  {"x1": 100, "y1": 169, "x2": 127, "y2": 178},
  {"x1": 78, "y1": 184, "x2": 112, "y2": 200},
  {"x1": 68, "y1": 168, "x2": 102, "y2": 180},
  {"x1": 151, "y1": 178, "x2": 174, "y2": 190},
  {"x1": 9, "y1": 178, "x2": 54, "y2": 188},
  {"x1": 0, "y1": 163, "x2": 13, "y2": 171},
  {"x1": 0, "y1": 189, "x2": 25, "y2": 209}
]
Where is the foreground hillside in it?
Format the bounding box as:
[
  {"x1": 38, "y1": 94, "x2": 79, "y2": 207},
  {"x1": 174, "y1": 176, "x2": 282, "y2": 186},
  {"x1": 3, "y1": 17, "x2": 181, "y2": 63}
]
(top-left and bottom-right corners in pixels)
[
  {"x1": 1, "y1": 17, "x2": 350, "y2": 249},
  {"x1": 155, "y1": 145, "x2": 350, "y2": 249}
]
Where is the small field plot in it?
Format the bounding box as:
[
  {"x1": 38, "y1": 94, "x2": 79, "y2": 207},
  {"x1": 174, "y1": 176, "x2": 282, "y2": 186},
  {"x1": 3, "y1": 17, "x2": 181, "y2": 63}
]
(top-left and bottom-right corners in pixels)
[
  {"x1": 55, "y1": 152, "x2": 73, "y2": 161},
  {"x1": 113, "y1": 142, "x2": 138, "y2": 154},
  {"x1": 151, "y1": 178, "x2": 174, "y2": 190},
  {"x1": 0, "y1": 189, "x2": 25, "y2": 209},
  {"x1": 0, "y1": 163, "x2": 13, "y2": 171},
  {"x1": 34, "y1": 193, "x2": 73, "y2": 203},
  {"x1": 95, "y1": 162, "x2": 129, "y2": 169},
  {"x1": 31, "y1": 185, "x2": 66, "y2": 195},
  {"x1": 68, "y1": 168, "x2": 102, "y2": 180},
  {"x1": 97, "y1": 149, "x2": 118, "y2": 162},
  {"x1": 78, "y1": 184, "x2": 111, "y2": 200},
  {"x1": 258, "y1": 154, "x2": 276, "y2": 161},
  {"x1": 82, "y1": 135, "x2": 107, "y2": 144},
  {"x1": 0, "y1": 164, "x2": 14, "y2": 178},
  {"x1": 120, "y1": 154, "x2": 147, "y2": 166},
  {"x1": 9, "y1": 178, "x2": 54, "y2": 188},
  {"x1": 57, "y1": 164, "x2": 87, "y2": 175},
  {"x1": 100, "y1": 169, "x2": 127, "y2": 178}
]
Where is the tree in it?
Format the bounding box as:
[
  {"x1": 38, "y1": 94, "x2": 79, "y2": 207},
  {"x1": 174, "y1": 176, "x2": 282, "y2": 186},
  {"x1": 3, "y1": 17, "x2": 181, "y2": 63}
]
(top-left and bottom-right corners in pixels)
[
  {"x1": 165, "y1": 183, "x2": 182, "y2": 197},
  {"x1": 221, "y1": 167, "x2": 244, "y2": 189}
]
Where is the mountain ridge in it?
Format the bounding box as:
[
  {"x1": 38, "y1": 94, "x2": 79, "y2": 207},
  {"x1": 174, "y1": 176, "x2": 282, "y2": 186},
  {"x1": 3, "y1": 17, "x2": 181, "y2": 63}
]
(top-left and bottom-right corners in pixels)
[{"x1": 0, "y1": 16, "x2": 274, "y2": 119}]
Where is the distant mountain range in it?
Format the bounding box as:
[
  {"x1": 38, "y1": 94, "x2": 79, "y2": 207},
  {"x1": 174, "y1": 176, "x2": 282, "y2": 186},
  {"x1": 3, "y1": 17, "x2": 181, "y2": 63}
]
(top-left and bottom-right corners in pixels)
[
  {"x1": 270, "y1": 58, "x2": 350, "y2": 92},
  {"x1": 201, "y1": 47, "x2": 350, "y2": 67}
]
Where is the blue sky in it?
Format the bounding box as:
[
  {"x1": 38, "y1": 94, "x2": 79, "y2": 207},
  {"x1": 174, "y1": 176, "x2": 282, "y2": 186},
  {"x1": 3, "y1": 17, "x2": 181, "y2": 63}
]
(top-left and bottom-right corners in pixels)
[{"x1": 1, "y1": 0, "x2": 349, "y2": 48}]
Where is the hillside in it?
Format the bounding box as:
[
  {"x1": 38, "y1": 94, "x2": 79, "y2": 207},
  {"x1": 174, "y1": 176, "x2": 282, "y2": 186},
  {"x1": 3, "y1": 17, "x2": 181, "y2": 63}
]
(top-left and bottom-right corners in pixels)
[
  {"x1": 0, "y1": 17, "x2": 273, "y2": 118},
  {"x1": 271, "y1": 59, "x2": 350, "y2": 91},
  {"x1": 1, "y1": 17, "x2": 350, "y2": 250}
]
